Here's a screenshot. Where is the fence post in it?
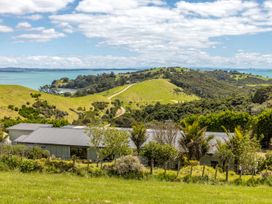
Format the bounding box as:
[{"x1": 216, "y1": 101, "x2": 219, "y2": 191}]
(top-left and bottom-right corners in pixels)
[
  {"x1": 226, "y1": 165, "x2": 229, "y2": 182},
  {"x1": 176, "y1": 160, "x2": 181, "y2": 178},
  {"x1": 190, "y1": 165, "x2": 193, "y2": 176},
  {"x1": 150, "y1": 159, "x2": 154, "y2": 174},
  {"x1": 202, "y1": 165, "x2": 206, "y2": 177},
  {"x1": 214, "y1": 165, "x2": 218, "y2": 180}
]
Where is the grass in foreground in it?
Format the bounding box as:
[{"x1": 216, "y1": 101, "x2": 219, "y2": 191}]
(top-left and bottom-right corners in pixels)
[{"x1": 0, "y1": 172, "x2": 271, "y2": 204}]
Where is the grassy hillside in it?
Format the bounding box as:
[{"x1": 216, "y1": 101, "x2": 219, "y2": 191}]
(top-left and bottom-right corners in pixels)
[
  {"x1": 0, "y1": 172, "x2": 271, "y2": 204},
  {"x1": 0, "y1": 85, "x2": 109, "y2": 121},
  {"x1": 0, "y1": 79, "x2": 198, "y2": 121},
  {"x1": 110, "y1": 79, "x2": 199, "y2": 107}
]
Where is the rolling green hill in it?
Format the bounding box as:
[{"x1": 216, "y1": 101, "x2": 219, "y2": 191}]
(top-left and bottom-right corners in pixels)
[
  {"x1": 0, "y1": 85, "x2": 109, "y2": 121},
  {"x1": 108, "y1": 79, "x2": 199, "y2": 107},
  {"x1": 0, "y1": 79, "x2": 198, "y2": 121}
]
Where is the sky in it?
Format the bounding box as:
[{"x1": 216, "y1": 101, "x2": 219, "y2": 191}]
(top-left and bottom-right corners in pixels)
[{"x1": 0, "y1": 0, "x2": 272, "y2": 69}]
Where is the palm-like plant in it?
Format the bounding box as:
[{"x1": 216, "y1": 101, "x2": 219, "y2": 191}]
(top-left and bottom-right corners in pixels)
[
  {"x1": 222, "y1": 126, "x2": 260, "y2": 174},
  {"x1": 131, "y1": 123, "x2": 147, "y2": 154},
  {"x1": 179, "y1": 121, "x2": 213, "y2": 160}
]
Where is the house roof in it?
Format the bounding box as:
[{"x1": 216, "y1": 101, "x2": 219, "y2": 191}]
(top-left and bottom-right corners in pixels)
[
  {"x1": 13, "y1": 123, "x2": 231, "y2": 154},
  {"x1": 7, "y1": 123, "x2": 53, "y2": 131},
  {"x1": 15, "y1": 128, "x2": 89, "y2": 147}
]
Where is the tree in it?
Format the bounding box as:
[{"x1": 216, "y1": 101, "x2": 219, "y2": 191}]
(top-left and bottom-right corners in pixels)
[
  {"x1": 255, "y1": 110, "x2": 272, "y2": 148},
  {"x1": 141, "y1": 142, "x2": 178, "y2": 174},
  {"x1": 131, "y1": 123, "x2": 147, "y2": 154},
  {"x1": 216, "y1": 141, "x2": 234, "y2": 171},
  {"x1": 224, "y1": 127, "x2": 260, "y2": 174},
  {"x1": 215, "y1": 141, "x2": 234, "y2": 182},
  {"x1": 157, "y1": 144, "x2": 178, "y2": 175},
  {"x1": 252, "y1": 86, "x2": 272, "y2": 104},
  {"x1": 179, "y1": 121, "x2": 213, "y2": 160},
  {"x1": 88, "y1": 126, "x2": 106, "y2": 166},
  {"x1": 88, "y1": 127, "x2": 132, "y2": 167},
  {"x1": 151, "y1": 121, "x2": 179, "y2": 147},
  {"x1": 141, "y1": 142, "x2": 160, "y2": 174}
]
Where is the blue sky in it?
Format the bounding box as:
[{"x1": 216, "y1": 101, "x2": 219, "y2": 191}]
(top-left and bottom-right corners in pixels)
[{"x1": 0, "y1": 0, "x2": 272, "y2": 69}]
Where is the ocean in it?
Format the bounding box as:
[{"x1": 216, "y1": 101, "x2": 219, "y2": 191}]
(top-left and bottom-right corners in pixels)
[
  {"x1": 0, "y1": 68, "x2": 272, "y2": 90},
  {"x1": 0, "y1": 68, "x2": 139, "y2": 90}
]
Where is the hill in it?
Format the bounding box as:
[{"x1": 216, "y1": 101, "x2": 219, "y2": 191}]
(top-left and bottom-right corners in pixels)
[
  {"x1": 0, "y1": 79, "x2": 198, "y2": 121},
  {"x1": 106, "y1": 79, "x2": 199, "y2": 107},
  {"x1": 41, "y1": 67, "x2": 272, "y2": 99},
  {"x1": 0, "y1": 85, "x2": 109, "y2": 121}
]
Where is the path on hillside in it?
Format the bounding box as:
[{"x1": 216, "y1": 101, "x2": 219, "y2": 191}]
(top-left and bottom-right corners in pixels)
[
  {"x1": 107, "y1": 84, "x2": 135, "y2": 100},
  {"x1": 107, "y1": 84, "x2": 135, "y2": 118},
  {"x1": 114, "y1": 107, "x2": 126, "y2": 118}
]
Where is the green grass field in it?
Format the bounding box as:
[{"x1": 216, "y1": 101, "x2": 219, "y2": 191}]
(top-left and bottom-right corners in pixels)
[
  {"x1": 0, "y1": 85, "x2": 109, "y2": 121},
  {"x1": 111, "y1": 79, "x2": 199, "y2": 107},
  {"x1": 0, "y1": 172, "x2": 271, "y2": 204},
  {"x1": 0, "y1": 79, "x2": 198, "y2": 121}
]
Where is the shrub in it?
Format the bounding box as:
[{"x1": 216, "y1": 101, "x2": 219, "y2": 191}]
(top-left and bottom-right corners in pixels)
[
  {"x1": 260, "y1": 176, "x2": 272, "y2": 186},
  {"x1": 0, "y1": 162, "x2": 10, "y2": 171},
  {"x1": 183, "y1": 175, "x2": 210, "y2": 184},
  {"x1": 26, "y1": 146, "x2": 50, "y2": 159},
  {"x1": 87, "y1": 167, "x2": 107, "y2": 177},
  {"x1": 156, "y1": 171, "x2": 177, "y2": 182},
  {"x1": 0, "y1": 145, "x2": 49, "y2": 159},
  {"x1": 0, "y1": 155, "x2": 21, "y2": 169},
  {"x1": 233, "y1": 178, "x2": 243, "y2": 186},
  {"x1": 45, "y1": 159, "x2": 74, "y2": 173},
  {"x1": 19, "y1": 159, "x2": 42, "y2": 173},
  {"x1": 246, "y1": 177, "x2": 260, "y2": 187},
  {"x1": 106, "y1": 155, "x2": 145, "y2": 179}
]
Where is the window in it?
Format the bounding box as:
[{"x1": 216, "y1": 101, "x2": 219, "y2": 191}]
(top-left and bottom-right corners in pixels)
[{"x1": 70, "y1": 147, "x2": 87, "y2": 159}]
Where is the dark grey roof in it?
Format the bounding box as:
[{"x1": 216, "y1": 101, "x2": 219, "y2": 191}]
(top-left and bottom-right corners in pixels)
[
  {"x1": 14, "y1": 123, "x2": 231, "y2": 154},
  {"x1": 7, "y1": 123, "x2": 52, "y2": 131},
  {"x1": 15, "y1": 128, "x2": 89, "y2": 147}
]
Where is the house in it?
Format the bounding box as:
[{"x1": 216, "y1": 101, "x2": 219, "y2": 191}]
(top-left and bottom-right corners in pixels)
[
  {"x1": 14, "y1": 126, "x2": 96, "y2": 160},
  {"x1": 8, "y1": 123, "x2": 230, "y2": 167},
  {"x1": 7, "y1": 123, "x2": 53, "y2": 141}
]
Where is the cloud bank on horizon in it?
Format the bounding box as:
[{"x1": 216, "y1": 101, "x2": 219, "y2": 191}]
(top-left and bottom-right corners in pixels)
[{"x1": 0, "y1": 0, "x2": 272, "y2": 69}]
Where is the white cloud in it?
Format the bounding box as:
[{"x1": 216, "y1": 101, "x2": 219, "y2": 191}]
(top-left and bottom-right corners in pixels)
[
  {"x1": 23, "y1": 14, "x2": 43, "y2": 21},
  {"x1": 0, "y1": 24, "x2": 13, "y2": 32},
  {"x1": 16, "y1": 22, "x2": 32, "y2": 29},
  {"x1": 176, "y1": 0, "x2": 257, "y2": 17},
  {"x1": 15, "y1": 28, "x2": 65, "y2": 42},
  {"x1": 76, "y1": 0, "x2": 165, "y2": 13},
  {"x1": 47, "y1": 0, "x2": 272, "y2": 66},
  {"x1": 1, "y1": 0, "x2": 272, "y2": 68},
  {"x1": 0, "y1": 50, "x2": 272, "y2": 69},
  {"x1": 51, "y1": 0, "x2": 272, "y2": 56},
  {"x1": 0, "y1": 0, "x2": 74, "y2": 15}
]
